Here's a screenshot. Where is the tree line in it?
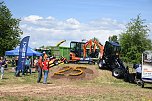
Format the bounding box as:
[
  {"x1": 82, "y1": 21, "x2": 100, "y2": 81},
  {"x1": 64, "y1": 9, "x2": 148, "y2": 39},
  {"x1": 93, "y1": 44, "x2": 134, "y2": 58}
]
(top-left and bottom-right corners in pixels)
[{"x1": 110, "y1": 15, "x2": 152, "y2": 64}]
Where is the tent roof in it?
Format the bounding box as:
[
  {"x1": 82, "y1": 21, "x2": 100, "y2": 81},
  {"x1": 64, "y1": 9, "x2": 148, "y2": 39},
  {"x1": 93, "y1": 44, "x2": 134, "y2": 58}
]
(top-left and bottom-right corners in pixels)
[{"x1": 5, "y1": 46, "x2": 42, "y2": 56}]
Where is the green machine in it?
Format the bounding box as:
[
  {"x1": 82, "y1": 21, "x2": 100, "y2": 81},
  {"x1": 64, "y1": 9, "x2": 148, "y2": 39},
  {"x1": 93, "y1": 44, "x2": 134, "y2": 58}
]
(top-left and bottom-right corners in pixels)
[{"x1": 50, "y1": 46, "x2": 70, "y2": 60}]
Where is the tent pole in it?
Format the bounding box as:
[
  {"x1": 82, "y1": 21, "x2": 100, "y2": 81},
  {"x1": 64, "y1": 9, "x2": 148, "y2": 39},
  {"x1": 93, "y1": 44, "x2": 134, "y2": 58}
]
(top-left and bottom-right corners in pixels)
[{"x1": 32, "y1": 56, "x2": 33, "y2": 68}]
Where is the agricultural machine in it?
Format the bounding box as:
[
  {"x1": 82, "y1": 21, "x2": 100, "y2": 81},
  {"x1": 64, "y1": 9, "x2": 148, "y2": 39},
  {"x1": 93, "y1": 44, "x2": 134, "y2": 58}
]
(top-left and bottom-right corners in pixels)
[
  {"x1": 98, "y1": 41, "x2": 129, "y2": 79},
  {"x1": 35, "y1": 40, "x2": 69, "y2": 66}
]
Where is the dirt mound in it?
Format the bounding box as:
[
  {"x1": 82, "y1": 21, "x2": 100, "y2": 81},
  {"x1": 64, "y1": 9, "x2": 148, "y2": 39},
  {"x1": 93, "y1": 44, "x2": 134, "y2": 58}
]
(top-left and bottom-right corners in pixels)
[{"x1": 51, "y1": 65, "x2": 96, "y2": 80}]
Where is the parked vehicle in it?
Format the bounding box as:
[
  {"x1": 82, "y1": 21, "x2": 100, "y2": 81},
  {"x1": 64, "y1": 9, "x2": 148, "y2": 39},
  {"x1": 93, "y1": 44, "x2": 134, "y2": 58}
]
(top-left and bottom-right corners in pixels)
[
  {"x1": 140, "y1": 50, "x2": 152, "y2": 88},
  {"x1": 98, "y1": 41, "x2": 128, "y2": 78}
]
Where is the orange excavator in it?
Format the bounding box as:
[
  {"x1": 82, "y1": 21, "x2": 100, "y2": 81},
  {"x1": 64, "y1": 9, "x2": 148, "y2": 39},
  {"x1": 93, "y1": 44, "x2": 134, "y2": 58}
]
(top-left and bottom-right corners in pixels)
[
  {"x1": 83, "y1": 39, "x2": 104, "y2": 58},
  {"x1": 69, "y1": 39, "x2": 104, "y2": 64}
]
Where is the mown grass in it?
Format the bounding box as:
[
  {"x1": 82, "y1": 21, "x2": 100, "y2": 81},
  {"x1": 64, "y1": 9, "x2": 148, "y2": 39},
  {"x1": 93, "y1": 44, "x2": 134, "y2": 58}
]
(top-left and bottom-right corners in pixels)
[
  {"x1": 0, "y1": 93, "x2": 151, "y2": 101},
  {"x1": 0, "y1": 69, "x2": 38, "y2": 85}
]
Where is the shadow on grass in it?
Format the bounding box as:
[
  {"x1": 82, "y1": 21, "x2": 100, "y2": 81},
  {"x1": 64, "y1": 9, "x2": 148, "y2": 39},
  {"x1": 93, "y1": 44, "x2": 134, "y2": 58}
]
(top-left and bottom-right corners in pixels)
[
  {"x1": 143, "y1": 86, "x2": 152, "y2": 89},
  {"x1": 2, "y1": 77, "x2": 9, "y2": 80}
]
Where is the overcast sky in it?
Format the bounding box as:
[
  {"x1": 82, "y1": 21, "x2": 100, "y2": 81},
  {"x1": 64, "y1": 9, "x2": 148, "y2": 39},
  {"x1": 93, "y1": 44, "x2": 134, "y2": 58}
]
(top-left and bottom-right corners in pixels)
[{"x1": 4, "y1": 0, "x2": 152, "y2": 48}]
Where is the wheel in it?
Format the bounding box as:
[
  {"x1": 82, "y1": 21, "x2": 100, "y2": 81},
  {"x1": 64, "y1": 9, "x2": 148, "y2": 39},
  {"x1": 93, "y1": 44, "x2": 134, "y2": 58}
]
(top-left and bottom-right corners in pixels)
[
  {"x1": 88, "y1": 61, "x2": 93, "y2": 65},
  {"x1": 112, "y1": 68, "x2": 124, "y2": 78},
  {"x1": 64, "y1": 60, "x2": 68, "y2": 64},
  {"x1": 124, "y1": 73, "x2": 129, "y2": 82},
  {"x1": 98, "y1": 59, "x2": 104, "y2": 69},
  {"x1": 54, "y1": 60, "x2": 58, "y2": 65}
]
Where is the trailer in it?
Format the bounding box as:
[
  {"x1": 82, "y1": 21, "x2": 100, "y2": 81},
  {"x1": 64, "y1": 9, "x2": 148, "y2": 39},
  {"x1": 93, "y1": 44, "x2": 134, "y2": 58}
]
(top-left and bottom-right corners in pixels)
[
  {"x1": 141, "y1": 50, "x2": 152, "y2": 88},
  {"x1": 50, "y1": 46, "x2": 70, "y2": 61},
  {"x1": 35, "y1": 46, "x2": 70, "y2": 66}
]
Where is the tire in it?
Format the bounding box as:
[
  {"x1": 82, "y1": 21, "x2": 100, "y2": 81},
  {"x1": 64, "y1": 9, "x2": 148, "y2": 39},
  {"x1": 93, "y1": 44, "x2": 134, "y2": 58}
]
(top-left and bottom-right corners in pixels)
[
  {"x1": 124, "y1": 73, "x2": 129, "y2": 82},
  {"x1": 54, "y1": 60, "x2": 58, "y2": 65},
  {"x1": 64, "y1": 60, "x2": 68, "y2": 64},
  {"x1": 112, "y1": 68, "x2": 124, "y2": 78},
  {"x1": 88, "y1": 61, "x2": 93, "y2": 65},
  {"x1": 98, "y1": 60, "x2": 104, "y2": 69},
  {"x1": 128, "y1": 74, "x2": 135, "y2": 83}
]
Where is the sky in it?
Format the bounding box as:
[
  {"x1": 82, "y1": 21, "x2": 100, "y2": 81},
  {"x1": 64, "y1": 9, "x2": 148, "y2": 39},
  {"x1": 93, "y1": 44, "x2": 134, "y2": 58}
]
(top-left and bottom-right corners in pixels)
[{"x1": 3, "y1": 0, "x2": 152, "y2": 48}]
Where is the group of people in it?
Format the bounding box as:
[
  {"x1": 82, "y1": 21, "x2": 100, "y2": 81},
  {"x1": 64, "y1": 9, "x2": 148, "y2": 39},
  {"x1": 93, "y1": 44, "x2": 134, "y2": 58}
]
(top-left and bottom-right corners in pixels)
[
  {"x1": 14, "y1": 51, "x2": 50, "y2": 84},
  {"x1": 0, "y1": 54, "x2": 50, "y2": 84},
  {"x1": 37, "y1": 56, "x2": 50, "y2": 84},
  {"x1": 11, "y1": 51, "x2": 50, "y2": 84},
  {"x1": 15, "y1": 56, "x2": 32, "y2": 76}
]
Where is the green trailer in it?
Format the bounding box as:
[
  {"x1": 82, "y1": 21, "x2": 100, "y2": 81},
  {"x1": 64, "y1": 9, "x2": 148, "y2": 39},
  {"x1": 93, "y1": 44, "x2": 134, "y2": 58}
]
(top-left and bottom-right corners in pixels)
[{"x1": 50, "y1": 46, "x2": 70, "y2": 60}]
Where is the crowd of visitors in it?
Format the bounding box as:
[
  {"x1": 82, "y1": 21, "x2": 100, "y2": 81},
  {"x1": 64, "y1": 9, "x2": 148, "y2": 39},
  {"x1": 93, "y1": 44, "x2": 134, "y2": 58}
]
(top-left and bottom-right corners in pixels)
[
  {"x1": 12, "y1": 52, "x2": 50, "y2": 84},
  {"x1": 0, "y1": 51, "x2": 54, "y2": 84}
]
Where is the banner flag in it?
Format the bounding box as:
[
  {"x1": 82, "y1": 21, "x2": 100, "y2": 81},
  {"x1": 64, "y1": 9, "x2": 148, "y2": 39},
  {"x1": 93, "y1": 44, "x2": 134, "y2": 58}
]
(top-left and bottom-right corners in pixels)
[{"x1": 17, "y1": 36, "x2": 30, "y2": 71}]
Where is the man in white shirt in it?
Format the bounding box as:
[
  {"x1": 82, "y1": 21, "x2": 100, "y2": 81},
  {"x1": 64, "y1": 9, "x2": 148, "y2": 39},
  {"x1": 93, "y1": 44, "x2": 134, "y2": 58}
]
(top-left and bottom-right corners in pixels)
[{"x1": 133, "y1": 64, "x2": 142, "y2": 80}]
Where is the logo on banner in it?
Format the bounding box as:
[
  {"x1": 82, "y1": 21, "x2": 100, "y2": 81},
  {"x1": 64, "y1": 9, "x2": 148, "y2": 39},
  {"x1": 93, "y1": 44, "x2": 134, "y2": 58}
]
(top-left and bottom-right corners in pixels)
[{"x1": 21, "y1": 42, "x2": 27, "y2": 58}]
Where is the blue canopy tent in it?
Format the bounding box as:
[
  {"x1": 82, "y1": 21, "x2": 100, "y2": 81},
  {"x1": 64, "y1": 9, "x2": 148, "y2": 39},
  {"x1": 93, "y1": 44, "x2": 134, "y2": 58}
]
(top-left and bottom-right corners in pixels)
[{"x1": 5, "y1": 46, "x2": 42, "y2": 56}]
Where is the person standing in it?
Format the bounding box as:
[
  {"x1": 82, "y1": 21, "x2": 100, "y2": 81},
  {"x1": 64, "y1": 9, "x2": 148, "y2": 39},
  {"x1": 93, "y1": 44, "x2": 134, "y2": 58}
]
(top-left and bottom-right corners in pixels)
[
  {"x1": 15, "y1": 56, "x2": 20, "y2": 77},
  {"x1": 11, "y1": 57, "x2": 15, "y2": 67},
  {"x1": 24, "y1": 57, "x2": 31, "y2": 75},
  {"x1": 37, "y1": 56, "x2": 43, "y2": 83},
  {"x1": 43, "y1": 51, "x2": 48, "y2": 61},
  {"x1": 0, "y1": 57, "x2": 6, "y2": 79},
  {"x1": 34, "y1": 57, "x2": 38, "y2": 71},
  {"x1": 42, "y1": 58, "x2": 49, "y2": 84}
]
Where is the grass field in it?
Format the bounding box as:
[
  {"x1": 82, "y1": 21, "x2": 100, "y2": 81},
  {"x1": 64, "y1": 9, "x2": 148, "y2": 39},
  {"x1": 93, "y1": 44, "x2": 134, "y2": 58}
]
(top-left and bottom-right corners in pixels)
[{"x1": 0, "y1": 64, "x2": 152, "y2": 101}]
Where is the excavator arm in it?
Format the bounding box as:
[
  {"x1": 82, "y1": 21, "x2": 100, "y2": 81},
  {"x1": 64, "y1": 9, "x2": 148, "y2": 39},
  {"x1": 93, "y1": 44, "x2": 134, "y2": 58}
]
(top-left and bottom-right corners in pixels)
[
  {"x1": 83, "y1": 39, "x2": 93, "y2": 58},
  {"x1": 83, "y1": 39, "x2": 104, "y2": 58},
  {"x1": 93, "y1": 40, "x2": 104, "y2": 58}
]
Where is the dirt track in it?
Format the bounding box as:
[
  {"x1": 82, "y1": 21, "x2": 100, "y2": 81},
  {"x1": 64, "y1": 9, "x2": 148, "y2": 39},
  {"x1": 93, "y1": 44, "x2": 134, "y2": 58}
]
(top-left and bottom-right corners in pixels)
[{"x1": 0, "y1": 81, "x2": 152, "y2": 100}]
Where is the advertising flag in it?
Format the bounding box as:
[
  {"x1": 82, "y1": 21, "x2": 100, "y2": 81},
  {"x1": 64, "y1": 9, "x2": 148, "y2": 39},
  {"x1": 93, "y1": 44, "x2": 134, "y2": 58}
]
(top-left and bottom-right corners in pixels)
[{"x1": 17, "y1": 36, "x2": 30, "y2": 71}]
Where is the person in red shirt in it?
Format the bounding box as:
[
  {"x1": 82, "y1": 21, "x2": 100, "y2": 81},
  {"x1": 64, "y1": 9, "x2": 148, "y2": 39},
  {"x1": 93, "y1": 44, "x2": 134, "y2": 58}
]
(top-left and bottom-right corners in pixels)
[
  {"x1": 37, "y1": 56, "x2": 43, "y2": 83},
  {"x1": 42, "y1": 58, "x2": 49, "y2": 84}
]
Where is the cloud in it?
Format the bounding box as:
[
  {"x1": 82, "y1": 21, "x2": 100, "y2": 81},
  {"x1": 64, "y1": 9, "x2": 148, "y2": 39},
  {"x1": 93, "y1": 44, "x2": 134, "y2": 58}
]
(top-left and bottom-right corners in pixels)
[
  {"x1": 66, "y1": 18, "x2": 80, "y2": 25},
  {"x1": 23, "y1": 15, "x2": 43, "y2": 23},
  {"x1": 20, "y1": 15, "x2": 128, "y2": 48}
]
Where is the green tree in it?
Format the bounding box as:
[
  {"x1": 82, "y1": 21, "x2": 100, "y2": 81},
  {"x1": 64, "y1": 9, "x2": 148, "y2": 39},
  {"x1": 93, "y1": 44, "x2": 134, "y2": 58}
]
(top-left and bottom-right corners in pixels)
[
  {"x1": 119, "y1": 15, "x2": 152, "y2": 63},
  {"x1": 0, "y1": 2, "x2": 22, "y2": 56},
  {"x1": 109, "y1": 35, "x2": 118, "y2": 42}
]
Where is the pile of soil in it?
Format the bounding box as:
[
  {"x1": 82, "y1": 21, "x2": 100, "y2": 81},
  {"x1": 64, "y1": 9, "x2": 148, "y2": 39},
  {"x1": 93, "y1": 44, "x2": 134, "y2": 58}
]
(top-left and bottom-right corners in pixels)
[{"x1": 50, "y1": 64, "x2": 97, "y2": 80}]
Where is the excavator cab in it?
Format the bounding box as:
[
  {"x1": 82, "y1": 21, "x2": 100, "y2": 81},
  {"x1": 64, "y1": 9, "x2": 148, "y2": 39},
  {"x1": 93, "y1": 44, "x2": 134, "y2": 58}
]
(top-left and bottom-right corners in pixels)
[
  {"x1": 70, "y1": 40, "x2": 103, "y2": 64},
  {"x1": 70, "y1": 41, "x2": 94, "y2": 64},
  {"x1": 70, "y1": 41, "x2": 85, "y2": 58}
]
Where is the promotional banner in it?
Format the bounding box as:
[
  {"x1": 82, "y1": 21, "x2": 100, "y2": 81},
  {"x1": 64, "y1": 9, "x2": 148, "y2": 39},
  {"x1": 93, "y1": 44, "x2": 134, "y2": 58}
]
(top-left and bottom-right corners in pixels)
[{"x1": 17, "y1": 36, "x2": 30, "y2": 71}]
